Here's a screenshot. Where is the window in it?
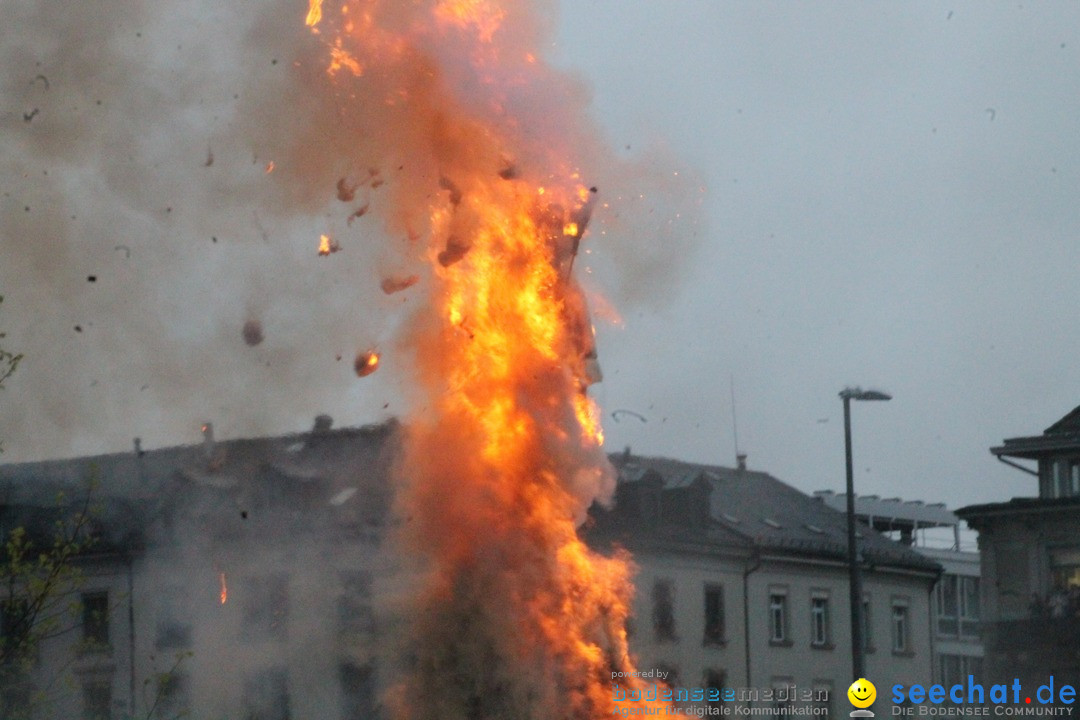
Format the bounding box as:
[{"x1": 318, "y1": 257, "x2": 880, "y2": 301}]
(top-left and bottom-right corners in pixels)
[
  {"x1": 936, "y1": 575, "x2": 959, "y2": 636},
  {"x1": 652, "y1": 580, "x2": 676, "y2": 642},
  {"x1": 810, "y1": 595, "x2": 830, "y2": 647},
  {"x1": 892, "y1": 602, "x2": 909, "y2": 654},
  {"x1": 703, "y1": 584, "x2": 724, "y2": 644},
  {"x1": 1050, "y1": 547, "x2": 1080, "y2": 593},
  {"x1": 242, "y1": 667, "x2": 291, "y2": 720},
  {"x1": 242, "y1": 575, "x2": 288, "y2": 642},
  {"x1": 340, "y1": 663, "x2": 377, "y2": 720},
  {"x1": 813, "y1": 682, "x2": 833, "y2": 717},
  {"x1": 83, "y1": 681, "x2": 111, "y2": 720},
  {"x1": 1043, "y1": 459, "x2": 1080, "y2": 499},
  {"x1": 936, "y1": 575, "x2": 980, "y2": 638},
  {"x1": 768, "y1": 591, "x2": 788, "y2": 644},
  {"x1": 939, "y1": 654, "x2": 983, "y2": 687},
  {"x1": 959, "y1": 576, "x2": 980, "y2": 638},
  {"x1": 82, "y1": 592, "x2": 109, "y2": 649},
  {"x1": 772, "y1": 677, "x2": 794, "y2": 711},
  {"x1": 703, "y1": 668, "x2": 726, "y2": 707}
]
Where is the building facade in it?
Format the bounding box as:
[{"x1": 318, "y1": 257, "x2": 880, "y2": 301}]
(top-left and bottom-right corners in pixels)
[
  {"x1": 957, "y1": 404, "x2": 1080, "y2": 700},
  {"x1": 590, "y1": 454, "x2": 940, "y2": 715},
  {"x1": 815, "y1": 491, "x2": 983, "y2": 688},
  {"x1": 0, "y1": 424, "x2": 940, "y2": 719}
]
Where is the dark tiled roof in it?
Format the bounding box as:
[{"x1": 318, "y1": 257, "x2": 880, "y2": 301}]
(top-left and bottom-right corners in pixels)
[
  {"x1": 956, "y1": 495, "x2": 1080, "y2": 523},
  {"x1": 991, "y1": 404, "x2": 1080, "y2": 459},
  {"x1": 1045, "y1": 404, "x2": 1080, "y2": 435},
  {"x1": 0, "y1": 421, "x2": 400, "y2": 544},
  {"x1": 599, "y1": 454, "x2": 939, "y2": 573}
]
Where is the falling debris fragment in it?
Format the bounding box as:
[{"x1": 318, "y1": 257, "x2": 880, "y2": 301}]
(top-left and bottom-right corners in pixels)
[
  {"x1": 114, "y1": 244, "x2": 131, "y2": 258},
  {"x1": 380, "y1": 274, "x2": 419, "y2": 295},
  {"x1": 437, "y1": 235, "x2": 469, "y2": 267},
  {"x1": 242, "y1": 319, "x2": 264, "y2": 346},
  {"x1": 317, "y1": 234, "x2": 340, "y2": 256},
  {"x1": 346, "y1": 204, "x2": 369, "y2": 225},
  {"x1": 265, "y1": 161, "x2": 275, "y2": 173},
  {"x1": 336, "y1": 177, "x2": 357, "y2": 202},
  {"x1": 23, "y1": 109, "x2": 39, "y2": 123},
  {"x1": 219, "y1": 573, "x2": 227, "y2": 605},
  {"x1": 204, "y1": 147, "x2": 214, "y2": 167},
  {"x1": 611, "y1": 409, "x2": 648, "y2": 423},
  {"x1": 33, "y1": 74, "x2": 49, "y2": 90},
  {"x1": 87, "y1": 275, "x2": 97, "y2": 283},
  {"x1": 986, "y1": 108, "x2": 996, "y2": 121},
  {"x1": 438, "y1": 175, "x2": 462, "y2": 205},
  {"x1": 354, "y1": 351, "x2": 379, "y2": 377}
]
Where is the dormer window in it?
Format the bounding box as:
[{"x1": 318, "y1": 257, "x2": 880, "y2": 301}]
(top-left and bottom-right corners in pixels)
[{"x1": 1040, "y1": 458, "x2": 1080, "y2": 499}]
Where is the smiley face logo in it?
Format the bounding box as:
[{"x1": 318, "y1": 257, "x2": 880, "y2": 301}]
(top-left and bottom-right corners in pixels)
[{"x1": 847, "y1": 678, "x2": 876, "y2": 708}]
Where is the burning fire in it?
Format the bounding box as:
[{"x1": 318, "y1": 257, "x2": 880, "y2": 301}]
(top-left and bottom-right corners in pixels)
[
  {"x1": 219, "y1": 572, "x2": 227, "y2": 605},
  {"x1": 317, "y1": 233, "x2": 340, "y2": 256},
  {"x1": 304, "y1": 1, "x2": 665, "y2": 717}
]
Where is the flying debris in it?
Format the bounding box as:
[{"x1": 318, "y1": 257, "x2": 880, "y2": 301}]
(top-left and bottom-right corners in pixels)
[
  {"x1": 380, "y1": 275, "x2": 420, "y2": 295},
  {"x1": 438, "y1": 175, "x2": 463, "y2": 205},
  {"x1": 437, "y1": 235, "x2": 470, "y2": 267},
  {"x1": 23, "y1": 109, "x2": 39, "y2": 123},
  {"x1": 986, "y1": 108, "x2": 996, "y2": 121},
  {"x1": 354, "y1": 351, "x2": 379, "y2": 377},
  {"x1": 317, "y1": 234, "x2": 340, "y2": 256},
  {"x1": 611, "y1": 409, "x2": 647, "y2": 423},
  {"x1": 336, "y1": 177, "x2": 357, "y2": 202},
  {"x1": 347, "y1": 204, "x2": 369, "y2": 225},
  {"x1": 204, "y1": 147, "x2": 214, "y2": 167},
  {"x1": 242, "y1": 320, "x2": 264, "y2": 346}
]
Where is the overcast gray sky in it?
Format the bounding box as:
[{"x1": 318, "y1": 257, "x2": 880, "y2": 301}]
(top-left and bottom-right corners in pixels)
[{"x1": 2, "y1": 1, "x2": 1077, "y2": 513}]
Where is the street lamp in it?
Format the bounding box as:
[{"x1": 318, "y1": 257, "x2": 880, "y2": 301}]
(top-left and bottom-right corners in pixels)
[{"x1": 840, "y1": 386, "x2": 891, "y2": 682}]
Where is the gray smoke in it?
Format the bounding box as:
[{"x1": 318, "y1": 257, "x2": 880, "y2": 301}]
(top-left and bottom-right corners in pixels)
[{"x1": 0, "y1": 0, "x2": 699, "y2": 462}]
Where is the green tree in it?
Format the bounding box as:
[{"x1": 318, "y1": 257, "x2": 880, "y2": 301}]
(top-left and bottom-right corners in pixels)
[{"x1": 0, "y1": 487, "x2": 98, "y2": 719}]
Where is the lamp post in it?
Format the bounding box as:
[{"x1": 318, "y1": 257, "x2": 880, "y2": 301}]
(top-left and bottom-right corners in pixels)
[{"x1": 840, "y1": 386, "x2": 891, "y2": 682}]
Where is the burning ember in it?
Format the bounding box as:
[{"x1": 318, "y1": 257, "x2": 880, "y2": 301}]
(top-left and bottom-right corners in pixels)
[
  {"x1": 317, "y1": 233, "x2": 341, "y2": 256},
  {"x1": 353, "y1": 351, "x2": 379, "y2": 377},
  {"x1": 219, "y1": 572, "x2": 227, "y2": 605},
  {"x1": 303, "y1": 1, "x2": 666, "y2": 717}
]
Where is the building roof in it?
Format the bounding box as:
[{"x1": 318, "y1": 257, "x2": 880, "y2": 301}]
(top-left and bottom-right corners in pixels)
[
  {"x1": 594, "y1": 453, "x2": 939, "y2": 574},
  {"x1": 991, "y1": 403, "x2": 1080, "y2": 459},
  {"x1": 956, "y1": 495, "x2": 1080, "y2": 525},
  {"x1": 813, "y1": 490, "x2": 959, "y2": 530},
  {"x1": 0, "y1": 420, "x2": 400, "y2": 545}
]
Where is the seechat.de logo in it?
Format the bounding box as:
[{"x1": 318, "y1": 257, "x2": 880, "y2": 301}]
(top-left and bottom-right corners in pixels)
[{"x1": 849, "y1": 678, "x2": 877, "y2": 718}]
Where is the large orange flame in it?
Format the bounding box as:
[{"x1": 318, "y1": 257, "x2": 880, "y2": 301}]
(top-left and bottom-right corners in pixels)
[{"x1": 305, "y1": 2, "x2": 667, "y2": 717}]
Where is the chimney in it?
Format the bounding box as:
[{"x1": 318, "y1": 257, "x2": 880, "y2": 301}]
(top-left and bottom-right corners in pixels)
[
  {"x1": 201, "y1": 422, "x2": 214, "y2": 457},
  {"x1": 133, "y1": 437, "x2": 143, "y2": 458},
  {"x1": 736, "y1": 453, "x2": 747, "y2": 471}
]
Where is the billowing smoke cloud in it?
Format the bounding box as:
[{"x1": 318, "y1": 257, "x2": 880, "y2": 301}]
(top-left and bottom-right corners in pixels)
[
  {"x1": 3, "y1": 0, "x2": 700, "y2": 717},
  {"x1": 0, "y1": 0, "x2": 697, "y2": 464}
]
